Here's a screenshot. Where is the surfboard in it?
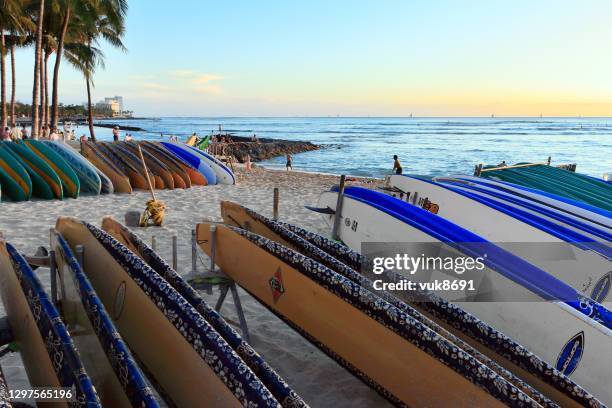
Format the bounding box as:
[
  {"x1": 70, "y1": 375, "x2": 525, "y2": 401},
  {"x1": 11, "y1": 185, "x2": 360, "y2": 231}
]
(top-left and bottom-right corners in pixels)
[
  {"x1": 0, "y1": 144, "x2": 31, "y2": 201},
  {"x1": 96, "y1": 143, "x2": 147, "y2": 190},
  {"x1": 80, "y1": 141, "x2": 132, "y2": 193},
  {"x1": 50, "y1": 229, "x2": 159, "y2": 407},
  {"x1": 104, "y1": 143, "x2": 162, "y2": 189},
  {"x1": 140, "y1": 142, "x2": 192, "y2": 188},
  {"x1": 0, "y1": 238, "x2": 101, "y2": 407},
  {"x1": 446, "y1": 176, "x2": 612, "y2": 229},
  {"x1": 220, "y1": 201, "x2": 604, "y2": 408},
  {"x1": 2, "y1": 144, "x2": 54, "y2": 199},
  {"x1": 4, "y1": 141, "x2": 63, "y2": 199},
  {"x1": 158, "y1": 142, "x2": 217, "y2": 185},
  {"x1": 23, "y1": 139, "x2": 80, "y2": 198},
  {"x1": 42, "y1": 141, "x2": 101, "y2": 195},
  {"x1": 385, "y1": 175, "x2": 612, "y2": 302},
  {"x1": 316, "y1": 186, "x2": 612, "y2": 404},
  {"x1": 56, "y1": 217, "x2": 283, "y2": 407},
  {"x1": 143, "y1": 141, "x2": 205, "y2": 186},
  {"x1": 123, "y1": 142, "x2": 175, "y2": 189},
  {"x1": 436, "y1": 177, "x2": 612, "y2": 242},
  {"x1": 144, "y1": 141, "x2": 205, "y2": 186},
  {"x1": 101, "y1": 216, "x2": 307, "y2": 407},
  {"x1": 185, "y1": 144, "x2": 235, "y2": 185},
  {"x1": 195, "y1": 223, "x2": 547, "y2": 407}
]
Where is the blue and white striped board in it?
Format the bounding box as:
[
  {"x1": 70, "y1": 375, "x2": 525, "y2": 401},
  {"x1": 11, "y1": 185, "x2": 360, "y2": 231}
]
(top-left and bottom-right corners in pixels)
[{"x1": 43, "y1": 141, "x2": 101, "y2": 194}]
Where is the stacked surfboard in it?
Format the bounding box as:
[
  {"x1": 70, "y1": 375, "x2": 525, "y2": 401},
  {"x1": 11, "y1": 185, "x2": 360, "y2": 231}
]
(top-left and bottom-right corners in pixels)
[
  {"x1": 306, "y1": 174, "x2": 612, "y2": 405},
  {"x1": 0, "y1": 140, "x2": 235, "y2": 201},
  {"x1": 190, "y1": 201, "x2": 606, "y2": 407},
  {"x1": 0, "y1": 217, "x2": 302, "y2": 407}
]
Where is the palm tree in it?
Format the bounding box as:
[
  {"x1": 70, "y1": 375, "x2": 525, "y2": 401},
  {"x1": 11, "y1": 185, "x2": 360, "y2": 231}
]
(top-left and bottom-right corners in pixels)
[
  {"x1": 50, "y1": 0, "x2": 127, "y2": 129},
  {"x1": 0, "y1": 0, "x2": 22, "y2": 129},
  {"x1": 31, "y1": 0, "x2": 45, "y2": 139},
  {"x1": 65, "y1": 3, "x2": 126, "y2": 141}
]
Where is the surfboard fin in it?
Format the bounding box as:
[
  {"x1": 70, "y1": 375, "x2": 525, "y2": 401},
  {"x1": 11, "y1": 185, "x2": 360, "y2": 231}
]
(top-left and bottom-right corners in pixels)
[{"x1": 305, "y1": 205, "x2": 335, "y2": 215}]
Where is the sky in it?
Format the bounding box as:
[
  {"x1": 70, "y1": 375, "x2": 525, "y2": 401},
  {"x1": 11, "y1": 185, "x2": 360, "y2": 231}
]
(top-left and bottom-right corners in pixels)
[{"x1": 11, "y1": 0, "x2": 612, "y2": 116}]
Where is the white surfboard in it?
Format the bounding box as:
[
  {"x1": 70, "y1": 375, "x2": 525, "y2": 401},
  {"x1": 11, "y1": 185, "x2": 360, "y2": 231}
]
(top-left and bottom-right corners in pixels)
[
  {"x1": 442, "y1": 175, "x2": 612, "y2": 230},
  {"x1": 434, "y1": 176, "x2": 612, "y2": 241},
  {"x1": 317, "y1": 188, "x2": 612, "y2": 405},
  {"x1": 386, "y1": 175, "x2": 612, "y2": 303}
]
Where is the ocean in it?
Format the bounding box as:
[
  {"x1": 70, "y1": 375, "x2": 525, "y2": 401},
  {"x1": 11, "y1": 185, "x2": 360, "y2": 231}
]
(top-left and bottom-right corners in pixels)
[{"x1": 91, "y1": 117, "x2": 612, "y2": 178}]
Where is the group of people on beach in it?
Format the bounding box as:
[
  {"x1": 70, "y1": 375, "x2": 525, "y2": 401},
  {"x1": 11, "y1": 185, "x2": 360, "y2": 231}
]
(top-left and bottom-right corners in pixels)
[
  {"x1": 1, "y1": 122, "x2": 77, "y2": 142},
  {"x1": 1, "y1": 123, "x2": 28, "y2": 141},
  {"x1": 112, "y1": 126, "x2": 135, "y2": 142}
]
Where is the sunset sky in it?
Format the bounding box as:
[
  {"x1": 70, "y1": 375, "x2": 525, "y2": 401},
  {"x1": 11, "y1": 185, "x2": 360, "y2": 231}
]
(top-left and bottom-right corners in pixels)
[{"x1": 12, "y1": 0, "x2": 612, "y2": 116}]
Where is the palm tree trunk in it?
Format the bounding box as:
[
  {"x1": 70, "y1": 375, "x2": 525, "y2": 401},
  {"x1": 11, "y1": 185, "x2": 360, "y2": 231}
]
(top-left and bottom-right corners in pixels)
[
  {"x1": 1, "y1": 31, "x2": 6, "y2": 129},
  {"x1": 51, "y1": 8, "x2": 71, "y2": 129},
  {"x1": 44, "y1": 51, "x2": 50, "y2": 127},
  {"x1": 31, "y1": 0, "x2": 45, "y2": 139},
  {"x1": 40, "y1": 53, "x2": 46, "y2": 133},
  {"x1": 10, "y1": 42, "x2": 15, "y2": 125},
  {"x1": 86, "y1": 75, "x2": 95, "y2": 141}
]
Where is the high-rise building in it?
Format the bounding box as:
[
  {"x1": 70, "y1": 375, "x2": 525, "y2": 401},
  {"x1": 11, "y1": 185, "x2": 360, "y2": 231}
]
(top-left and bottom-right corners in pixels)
[{"x1": 96, "y1": 96, "x2": 125, "y2": 117}]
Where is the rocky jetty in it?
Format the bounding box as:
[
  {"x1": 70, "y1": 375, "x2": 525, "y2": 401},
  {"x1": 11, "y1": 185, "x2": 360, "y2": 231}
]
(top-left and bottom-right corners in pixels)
[{"x1": 215, "y1": 135, "x2": 319, "y2": 162}]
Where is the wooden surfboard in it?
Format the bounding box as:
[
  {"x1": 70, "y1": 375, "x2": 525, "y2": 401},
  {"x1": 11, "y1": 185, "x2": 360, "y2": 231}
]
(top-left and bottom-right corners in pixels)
[
  {"x1": 56, "y1": 217, "x2": 282, "y2": 407},
  {"x1": 317, "y1": 187, "x2": 612, "y2": 405},
  {"x1": 196, "y1": 223, "x2": 544, "y2": 407},
  {"x1": 0, "y1": 238, "x2": 101, "y2": 407},
  {"x1": 220, "y1": 201, "x2": 604, "y2": 408},
  {"x1": 140, "y1": 142, "x2": 192, "y2": 188},
  {"x1": 123, "y1": 142, "x2": 176, "y2": 189},
  {"x1": 51, "y1": 229, "x2": 160, "y2": 407},
  {"x1": 104, "y1": 143, "x2": 162, "y2": 189},
  {"x1": 81, "y1": 141, "x2": 132, "y2": 193},
  {"x1": 97, "y1": 143, "x2": 148, "y2": 190},
  {"x1": 101, "y1": 216, "x2": 307, "y2": 407}
]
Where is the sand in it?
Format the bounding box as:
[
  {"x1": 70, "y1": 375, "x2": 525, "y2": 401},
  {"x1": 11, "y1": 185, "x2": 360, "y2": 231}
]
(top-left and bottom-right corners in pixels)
[{"x1": 0, "y1": 164, "x2": 389, "y2": 407}]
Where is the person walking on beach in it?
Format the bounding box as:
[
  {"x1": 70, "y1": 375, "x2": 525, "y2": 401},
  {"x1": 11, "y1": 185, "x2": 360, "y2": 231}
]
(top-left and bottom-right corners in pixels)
[
  {"x1": 113, "y1": 126, "x2": 120, "y2": 142},
  {"x1": 286, "y1": 153, "x2": 293, "y2": 171},
  {"x1": 393, "y1": 155, "x2": 403, "y2": 175},
  {"x1": 245, "y1": 154, "x2": 252, "y2": 171}
]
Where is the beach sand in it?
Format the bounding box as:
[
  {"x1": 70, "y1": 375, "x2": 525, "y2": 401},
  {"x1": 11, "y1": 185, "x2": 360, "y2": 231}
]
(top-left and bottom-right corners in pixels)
[{"x1": 0, "y1": 164, "x2": 389, "y2": 407}]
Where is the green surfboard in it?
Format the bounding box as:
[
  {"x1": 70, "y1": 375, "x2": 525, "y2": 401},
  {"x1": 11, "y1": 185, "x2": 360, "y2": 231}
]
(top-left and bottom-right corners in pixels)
[
  {"x1": 24, "y1": 140, "x2": 80, "y2": 198},
  {"x1": 2, "y1": 142, "x2": 57, "y2": 200},
  {"x1": 0, "y1": 145, "x2": 32, "y2": 201}
]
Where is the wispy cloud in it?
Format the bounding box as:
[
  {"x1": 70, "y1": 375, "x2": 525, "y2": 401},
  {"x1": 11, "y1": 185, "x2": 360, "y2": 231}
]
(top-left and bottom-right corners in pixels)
[{"x1": 141, "y1": 82, "x2": 169, "y2": 90}]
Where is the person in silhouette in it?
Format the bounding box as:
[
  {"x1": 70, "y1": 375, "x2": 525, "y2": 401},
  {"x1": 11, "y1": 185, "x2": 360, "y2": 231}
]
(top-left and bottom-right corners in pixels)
[{"x1": 393, "y1": 155, "x2": 403, "y2": 175}]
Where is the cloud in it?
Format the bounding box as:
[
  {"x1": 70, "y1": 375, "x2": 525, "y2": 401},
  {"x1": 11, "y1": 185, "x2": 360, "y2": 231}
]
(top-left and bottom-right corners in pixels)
[
  {"x1": 194, "y1": 74, "x2": 223, "y2": 84},
  {"x1": 168, "y1": 70, "x2": 195, "y2": 78},
  {"x1": 141, "y1": 82, "x2": 169, "y2": 91}
]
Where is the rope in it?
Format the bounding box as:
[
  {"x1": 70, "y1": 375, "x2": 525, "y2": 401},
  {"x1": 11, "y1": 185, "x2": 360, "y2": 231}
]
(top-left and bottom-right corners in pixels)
[{"x1": 140, "y1": 199, "x2": 166, "y2": 226}]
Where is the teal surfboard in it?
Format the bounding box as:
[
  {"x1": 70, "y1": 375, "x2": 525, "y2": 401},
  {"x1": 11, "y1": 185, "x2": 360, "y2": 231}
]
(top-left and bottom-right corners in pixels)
[
  {"x1": 24, "y1": 139, "x2": 80, "y2": 198},
  {"x1": 0, "y1": 144, "x2": 31, "y2": 201},
  {"x1": 1, "y1": 142, "x2": 55, "y2": 199}
]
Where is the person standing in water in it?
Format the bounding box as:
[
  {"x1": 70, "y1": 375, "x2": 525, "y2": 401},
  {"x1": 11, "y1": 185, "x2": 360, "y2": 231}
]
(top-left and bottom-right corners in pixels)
[
  {"x1": 393, "y1": 155, "x2": 403, "y2": 175},
  {"x1": 286, "y1": 153, "x2": 293, "y2": 171},
  {"x1": 112, "y1": 126, "x2": 120, "y2": 142}
]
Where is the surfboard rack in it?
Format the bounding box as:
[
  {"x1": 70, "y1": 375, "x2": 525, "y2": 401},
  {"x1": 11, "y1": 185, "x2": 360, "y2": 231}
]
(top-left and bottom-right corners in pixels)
[
  {"x1": 185, "y1": 226, "x2": 251, "y2": 342},
  {"x1": 25, "y1": 245, "x2": 60, "y2": 307}
]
